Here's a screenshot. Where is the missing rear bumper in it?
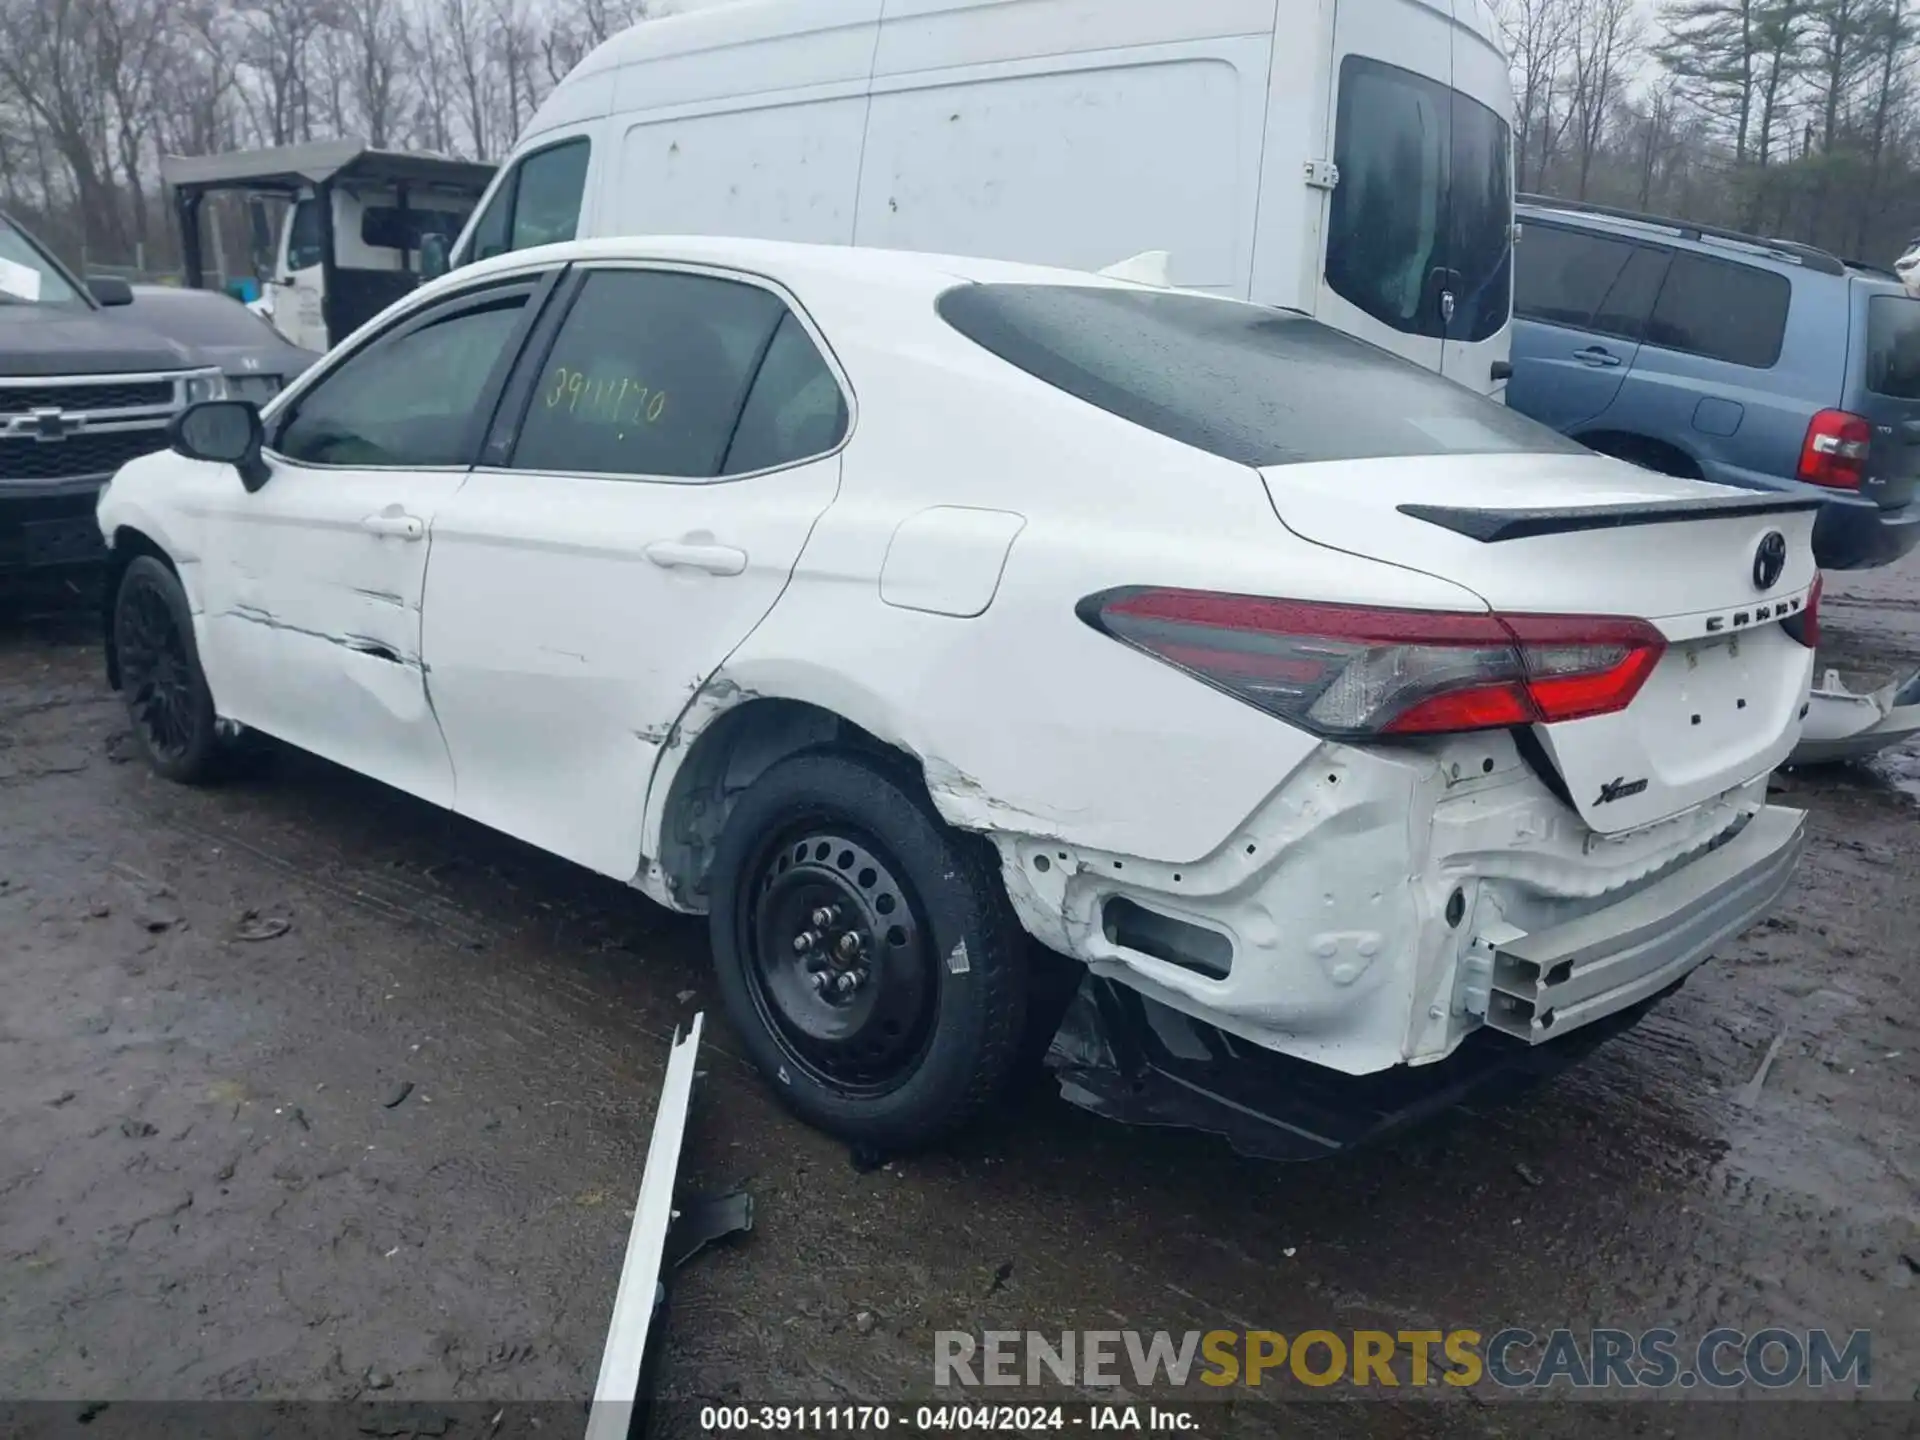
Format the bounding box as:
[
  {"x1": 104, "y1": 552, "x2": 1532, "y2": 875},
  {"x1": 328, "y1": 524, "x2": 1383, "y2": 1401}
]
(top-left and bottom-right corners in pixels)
[
  {"x1": 1480, "y1": 804, "x2": 1805, "y2": 1043},
  {"x1": 1047, "y1": 975, "x2": 1666, "y2": 1163}
]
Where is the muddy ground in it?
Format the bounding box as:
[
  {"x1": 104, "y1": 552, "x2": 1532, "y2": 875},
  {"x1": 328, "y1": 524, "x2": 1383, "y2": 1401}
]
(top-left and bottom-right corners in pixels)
[{"x1": 3, "y1": 561, "x2": 1919, "y2": 1440}]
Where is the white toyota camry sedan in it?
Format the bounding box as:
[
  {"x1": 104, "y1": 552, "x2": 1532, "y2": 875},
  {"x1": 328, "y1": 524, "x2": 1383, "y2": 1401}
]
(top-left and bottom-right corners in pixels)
[{"x1": 97, "y1": 237, "x2": 1819, "y2": 1158}]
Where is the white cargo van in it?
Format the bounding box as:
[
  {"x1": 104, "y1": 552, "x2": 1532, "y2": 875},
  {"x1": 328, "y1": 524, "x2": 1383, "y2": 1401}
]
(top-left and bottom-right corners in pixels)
[{"x1": 448, "y1": 0, "x2": 1516, "y2": 392}]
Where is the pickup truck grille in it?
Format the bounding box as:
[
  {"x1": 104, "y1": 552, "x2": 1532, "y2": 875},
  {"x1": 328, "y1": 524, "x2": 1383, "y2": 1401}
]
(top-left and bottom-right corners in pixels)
[
  {"x1": 0, "y1": 379, "x2": 175, "y2": 414},
  {"x1": 0, "y1": 429, "x2": 170, "y2": 482}
]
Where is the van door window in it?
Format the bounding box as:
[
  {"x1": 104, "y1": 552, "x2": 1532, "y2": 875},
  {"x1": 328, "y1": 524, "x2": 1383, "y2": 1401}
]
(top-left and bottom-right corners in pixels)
[
  {"x1": 1644, "y1": 253, "x2": 1789, "y2": 369},
  {"x1": 511, "y1": 139, "x2": 592, "y2": 251},
  {"x1": 466, "y1": 137, "x2": 591, "y2": 264},
  {"x1": 1326, "y1": 57, "x2": 1516, "y2": 343},
  {"x1": 1327, "y1": 57, "x2": 1447, "y2": 335},
  {"x1": 1445, "y1": 90, "x2": 1512, "y2": 344}
]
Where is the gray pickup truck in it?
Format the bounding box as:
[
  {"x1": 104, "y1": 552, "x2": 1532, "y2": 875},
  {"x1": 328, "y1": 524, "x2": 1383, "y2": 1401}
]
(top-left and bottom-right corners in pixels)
[{"x1": 1, "y1": 210, "x2": 228, "y2": 574}]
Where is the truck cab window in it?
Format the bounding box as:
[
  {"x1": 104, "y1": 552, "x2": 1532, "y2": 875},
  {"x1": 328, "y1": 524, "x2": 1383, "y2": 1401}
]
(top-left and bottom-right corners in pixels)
[{"x1": 286, "y1": 199, "x2": 324, "y2": 272}]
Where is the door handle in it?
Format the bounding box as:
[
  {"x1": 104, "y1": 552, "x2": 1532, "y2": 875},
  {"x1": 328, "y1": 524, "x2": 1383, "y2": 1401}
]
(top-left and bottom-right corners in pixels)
[
  {"x1": 1573, "y1": 346, "x2": 1622, "y2": 368},
  {"x1": 361, "y1": 511, "x2": 425, "y2": 540},
  {"x1": 645, "y1": 540, "x2": 748, "y2": 576}
]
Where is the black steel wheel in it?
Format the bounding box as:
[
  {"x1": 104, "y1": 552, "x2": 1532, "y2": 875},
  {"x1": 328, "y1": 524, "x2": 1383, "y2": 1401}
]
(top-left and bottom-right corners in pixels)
[
  {"x1": 741, "y1": 826, "x2": 938, "y2": 1096},
  {"x1": 708, "y1": 749, "x2": 1029, "y2": 1151},
  {"x1": 113, "y1": 555, "x2": 220, "y2": 783}
]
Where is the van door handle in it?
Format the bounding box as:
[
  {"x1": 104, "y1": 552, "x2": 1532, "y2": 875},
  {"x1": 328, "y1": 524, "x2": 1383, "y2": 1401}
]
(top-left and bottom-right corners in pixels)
[
  {"x1": 644, "y1": 540, "x2": 748, "y2": 576},
  {"x1": 1573, "y1": 346, "x2": 1622, "y2": 368},
  {"x1": 361, "y1": 510, "x2": 425, "y2": 540}
]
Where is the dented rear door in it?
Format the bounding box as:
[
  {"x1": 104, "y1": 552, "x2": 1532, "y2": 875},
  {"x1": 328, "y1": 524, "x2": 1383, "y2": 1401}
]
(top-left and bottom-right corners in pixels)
[{"x1": 419, "y1": 264, "x2": 848, "y2": 880}]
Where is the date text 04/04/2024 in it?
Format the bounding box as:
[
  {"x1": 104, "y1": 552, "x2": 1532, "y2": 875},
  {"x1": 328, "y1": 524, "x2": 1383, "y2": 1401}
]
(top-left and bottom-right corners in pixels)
[{"x1": 699, "y1": 1404, "x2": 1203, "y2": 1433}]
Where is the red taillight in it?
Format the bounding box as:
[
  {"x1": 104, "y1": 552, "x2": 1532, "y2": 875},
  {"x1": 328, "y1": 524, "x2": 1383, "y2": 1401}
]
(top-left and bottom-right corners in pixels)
[
  {"x1": 1082, "y1": 589, "x2": 1667, "y2": 737},
  {"x1": 1798, "y1": 410, "x2": 1871, "y2": 489},
  {"x1": 1783, "y1": 571, "x2": 1822, "y2": 649}
]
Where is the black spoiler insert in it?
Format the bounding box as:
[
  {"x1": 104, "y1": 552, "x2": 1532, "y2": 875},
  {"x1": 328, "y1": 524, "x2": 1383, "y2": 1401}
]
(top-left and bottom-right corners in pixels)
[{"x1": 1399, "y1": 493, "x2": 1826, "y2": 543}]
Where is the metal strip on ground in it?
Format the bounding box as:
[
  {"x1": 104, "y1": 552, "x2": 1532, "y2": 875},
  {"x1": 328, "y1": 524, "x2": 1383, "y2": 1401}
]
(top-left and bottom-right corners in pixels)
[{"x1": 584, "y1": 1012, "x2": 704, "y2": 1440}]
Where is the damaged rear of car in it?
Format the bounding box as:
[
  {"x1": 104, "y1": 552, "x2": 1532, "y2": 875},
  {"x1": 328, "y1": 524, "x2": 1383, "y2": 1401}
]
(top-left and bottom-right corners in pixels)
[
  {"x1": 684, "y1": 274, "x2": 1816, "y2": 1159},
  {"x1": 96, "y1": 239, "x2": 1814, "y2": 1163}
]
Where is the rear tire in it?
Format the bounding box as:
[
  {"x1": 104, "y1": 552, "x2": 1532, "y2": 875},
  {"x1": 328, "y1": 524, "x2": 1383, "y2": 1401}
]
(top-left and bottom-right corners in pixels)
[
  {"x1": 1582, "y1": 433, "x2": 1703, "y2": 480},
  {"x1": 112, "y1": 555, "x2": 221, "y2": 784},
  {"x1": 707, "y1": 749, "x2": 1029, "y2": 1151}
]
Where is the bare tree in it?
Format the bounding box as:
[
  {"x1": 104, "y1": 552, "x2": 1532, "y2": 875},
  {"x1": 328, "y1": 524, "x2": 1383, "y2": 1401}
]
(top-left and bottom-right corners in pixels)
[
  {"x1": 1495, "y1": 0, "x2": 1579, "y2": 190},
  {"x1": 1566, "y1": 0, "x2": 1642, "y2": 197}
]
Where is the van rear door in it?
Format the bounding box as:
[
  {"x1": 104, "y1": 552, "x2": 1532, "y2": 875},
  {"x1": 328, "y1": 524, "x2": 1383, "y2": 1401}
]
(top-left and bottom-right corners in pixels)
[
  {"x1": 1316, "y1": 0, "x2": 1455, "y2": 374},
  {"x1": 1440, "y1": 0, "x2": 1514, "y2": 395},
  {"x1": 1848, "y1": 283, "x2": 1920, "y2": 514}
]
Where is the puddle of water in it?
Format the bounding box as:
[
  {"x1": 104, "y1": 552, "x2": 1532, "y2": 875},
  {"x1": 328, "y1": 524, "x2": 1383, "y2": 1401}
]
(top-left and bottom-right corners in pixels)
[{"x1": 1866, "y1": 742, "x2": 1920, "y2": 803}]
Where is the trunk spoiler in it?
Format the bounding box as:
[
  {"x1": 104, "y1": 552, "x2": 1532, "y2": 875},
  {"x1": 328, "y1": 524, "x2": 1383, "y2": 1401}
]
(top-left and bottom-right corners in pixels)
[{"x1": 1400, "y1": 493, "x2": 1825, "y2": 543}]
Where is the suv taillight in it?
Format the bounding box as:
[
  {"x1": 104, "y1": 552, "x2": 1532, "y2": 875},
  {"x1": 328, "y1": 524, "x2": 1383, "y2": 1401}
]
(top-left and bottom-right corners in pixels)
[
  {"x1": 1080, "y1": 588, "x2": 1668, "y2": 737},
  {"x1": 1798, "y1": 410, "x2": 1871, "y2": 489},
  {"x1": 1782, "y1": 572, "x2": 1823, "y2": 648}
]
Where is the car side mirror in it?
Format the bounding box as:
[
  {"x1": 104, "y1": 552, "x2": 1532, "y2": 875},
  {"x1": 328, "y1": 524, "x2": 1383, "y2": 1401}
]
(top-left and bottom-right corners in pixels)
[
  {"x1": 418, "y1": 233, "x2": 450, "y2": 280},
  {"x1": 170, "y1": 400, "x2": 270, "y2": 492},
  {"x1": 88, "y1": 275, "x2": 134, "y2": 307}
]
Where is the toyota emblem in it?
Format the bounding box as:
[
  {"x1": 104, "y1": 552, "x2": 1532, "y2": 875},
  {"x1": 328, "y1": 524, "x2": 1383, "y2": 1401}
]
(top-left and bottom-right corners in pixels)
[{"x1": 1753, "y1": 531, "x2": 1787, "y2": 590}]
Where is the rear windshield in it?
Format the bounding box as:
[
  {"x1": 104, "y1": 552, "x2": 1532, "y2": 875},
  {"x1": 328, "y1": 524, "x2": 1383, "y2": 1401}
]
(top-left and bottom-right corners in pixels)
[
  {"x1": 1866, "y1": 293, "x2": 1920, "y2": 400},
  {"x1": 936, "y1": 283, "x2": 1584, "y2": 468}
]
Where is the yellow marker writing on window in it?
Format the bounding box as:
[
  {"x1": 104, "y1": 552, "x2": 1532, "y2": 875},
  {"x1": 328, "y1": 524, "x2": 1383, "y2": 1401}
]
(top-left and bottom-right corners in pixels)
[{"x1": 544, "y1": 366, "x2": 669, "y2": 427}]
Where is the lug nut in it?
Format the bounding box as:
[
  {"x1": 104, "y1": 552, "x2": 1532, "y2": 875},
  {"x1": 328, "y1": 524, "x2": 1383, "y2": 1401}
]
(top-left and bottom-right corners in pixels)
[
  {"x1": 793, "y1": 931, "x2": 818, "y2": 953},
  {"x1": 835, "y1": 972, "x2": 858, "y2": 996},
  {"x1": 836, "y1": 932, "x2": 862, "y2": 960},
  {"x1": 812, "y1": 906, "x2": 837, "y2": 928}
]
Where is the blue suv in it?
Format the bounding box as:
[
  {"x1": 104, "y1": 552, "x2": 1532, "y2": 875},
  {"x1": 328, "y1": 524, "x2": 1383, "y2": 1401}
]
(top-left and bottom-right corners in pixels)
[{"x1": 1508, "y1": 195, "x2": 1920, "y2": 570}]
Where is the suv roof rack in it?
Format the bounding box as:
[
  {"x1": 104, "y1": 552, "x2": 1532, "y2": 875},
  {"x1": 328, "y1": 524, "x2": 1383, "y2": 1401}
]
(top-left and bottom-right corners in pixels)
[{"x1": 1517, "y1": 193, "x2": 1848, "y2": 277}]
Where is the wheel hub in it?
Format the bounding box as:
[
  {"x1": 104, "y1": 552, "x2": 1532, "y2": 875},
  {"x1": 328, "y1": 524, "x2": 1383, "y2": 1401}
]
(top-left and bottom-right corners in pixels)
[{"x1": 745, "y1": 829, "x2": 934, "y2": 1090}]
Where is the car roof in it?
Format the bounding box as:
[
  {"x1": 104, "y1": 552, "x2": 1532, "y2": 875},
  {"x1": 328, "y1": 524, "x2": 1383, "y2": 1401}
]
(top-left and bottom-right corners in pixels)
[
  {"x1": 433, "y1": 234, "x2": 1156, "y2": 306},
  {"x1": 1516, "y1": 199, "x2": 1854, "y2": 281}
]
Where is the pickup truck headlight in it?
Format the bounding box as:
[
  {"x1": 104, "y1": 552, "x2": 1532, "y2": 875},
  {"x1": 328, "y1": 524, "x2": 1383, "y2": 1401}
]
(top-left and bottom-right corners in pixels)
[{"x1": 183, "y1": 370, "x2": 229, "y2": 404}]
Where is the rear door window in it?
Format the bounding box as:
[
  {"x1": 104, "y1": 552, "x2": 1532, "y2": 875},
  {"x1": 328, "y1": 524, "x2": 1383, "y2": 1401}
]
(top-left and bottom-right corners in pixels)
[
  {"x1": 1644, "y1": 253, "x2": 1789, "y2": 368},
  {"x1": 1326, "y1": 57, "x2": 1515, "y2": 343},
  {"x1": 938, "y1": 282, "x2": 1583, "y2": 468},
  {"x1": 1445, "y1": 90, "x2": 1513, "y2": 343},
  {"x1": 1327, "y1": 58, "x2": 1447, "y2": 335},
  {"x1": 1865, "y1": 294, "x2": 1920, "y2": 399},
  {"x1": 721, "y1": 313, "x2": 849, "y2": 475},
  {"x1": 510, "y1": 268, "x2": 788, "y2": 479}
]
